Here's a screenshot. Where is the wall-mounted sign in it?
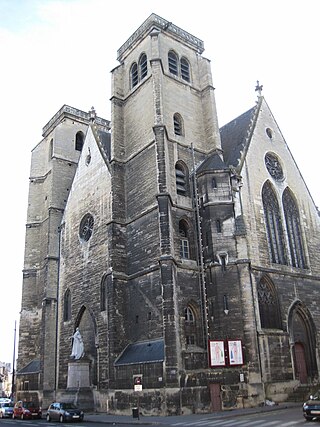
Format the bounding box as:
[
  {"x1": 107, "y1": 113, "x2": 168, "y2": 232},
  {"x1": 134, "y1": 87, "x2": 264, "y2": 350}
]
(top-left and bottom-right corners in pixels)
[
  {"x1": 209, "y1": 340, "x2": 226, "y2": 367},
  {"x1": 227, "y1": 340, "x2": 243, "y2": 366}
]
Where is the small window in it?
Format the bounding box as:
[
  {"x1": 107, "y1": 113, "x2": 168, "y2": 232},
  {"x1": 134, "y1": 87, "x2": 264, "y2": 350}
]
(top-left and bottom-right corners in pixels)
[
  {"x1": 212, "y1": 178, "x2": 217, "y2": 189},
  {"x1": 186, "y1": 335, "x2": 195, "y2": 345},
  {"x1": 179, "y1": 221, "x2": 190, "y2": 259},
  {"x1": 49, "y1": 138, "x2": 53, "y2": 159},
  {"x1": 180, "y1": 57, "x2": 190, "y2": 82},
  {"x1": 63, "y1": 289, "x2": 71, "y2": 322},
  {"x1": 168, "y1": 50, "x2": 178, "y2": 75},
  {"x1": 173, "y1": 113, "x2": 183, "y2": 136},
  {"x1": 139, "y1": 53, "x2": 148, "y2": 80},
  {"x1": 79, "y1": 213, "x2": 94, "y2": 241},
  {"x1": 75, "y1": 131, "x2": 84, "y2": 151},
  {"x1": 216, "y1": 219, "x2": 222, "y2": 233},
  {"x1": 131, "y1": 62, "x2": 138, "y2": 88}
]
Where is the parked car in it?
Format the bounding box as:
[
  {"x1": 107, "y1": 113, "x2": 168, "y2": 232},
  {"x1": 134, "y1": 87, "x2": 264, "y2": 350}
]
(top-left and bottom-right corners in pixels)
[
  {"x1": 303, "y1": 390, "x2": 320, "y2": 421},
  {"x1": 46, "y1": 402, "x2": 84, "y2": 423},
  {"x1": 12, "y1": 401, "x2": 42, "y2": 419},
  {"x1": 0, "y1": 402, "x2": 14, "y2": 418}
]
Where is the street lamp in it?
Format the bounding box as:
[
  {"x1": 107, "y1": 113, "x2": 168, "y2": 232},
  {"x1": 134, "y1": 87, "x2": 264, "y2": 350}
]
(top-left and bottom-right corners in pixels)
[{"x1": 11, "y1": 321, "x2": 16, "y2": 401}]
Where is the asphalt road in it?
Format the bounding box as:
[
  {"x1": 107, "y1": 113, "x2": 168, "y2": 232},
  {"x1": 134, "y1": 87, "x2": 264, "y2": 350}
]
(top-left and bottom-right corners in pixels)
[{"x1": 0, "y1": 406, "x2": 309, "y2": 426}]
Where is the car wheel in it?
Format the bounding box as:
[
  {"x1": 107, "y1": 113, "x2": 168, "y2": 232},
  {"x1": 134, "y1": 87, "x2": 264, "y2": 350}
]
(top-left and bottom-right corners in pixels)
[
  {"x1": 59, "y1": 414, "x2": 64, "y2": 423},
  {"x1": 305, "y1": 416, "x2": 313, "y2": 422},
  {"x1": 46, "y1": 414, "x2": 51, "y2": 422}
]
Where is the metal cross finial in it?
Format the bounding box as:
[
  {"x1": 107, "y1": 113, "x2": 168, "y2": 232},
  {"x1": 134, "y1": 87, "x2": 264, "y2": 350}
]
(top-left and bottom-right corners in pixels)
[{"x1": 255, "y1": 80, "x2": 263, "y2": 96}]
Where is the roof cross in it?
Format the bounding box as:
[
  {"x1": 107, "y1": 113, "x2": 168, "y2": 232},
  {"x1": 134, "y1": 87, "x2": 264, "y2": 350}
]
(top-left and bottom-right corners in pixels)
[{"x1": 255, "y1": 80, "x2": 263, "y2": 96}]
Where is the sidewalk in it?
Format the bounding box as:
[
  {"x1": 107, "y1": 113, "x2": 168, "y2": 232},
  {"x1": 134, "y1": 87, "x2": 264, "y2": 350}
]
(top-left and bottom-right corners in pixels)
[{"x1": 83, "y1": 401, "x2": 302, "y2": 425}]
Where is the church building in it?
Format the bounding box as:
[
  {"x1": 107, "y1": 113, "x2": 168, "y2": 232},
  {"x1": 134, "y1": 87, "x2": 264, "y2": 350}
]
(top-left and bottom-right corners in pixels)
[{"x1": 16, "y1": 14, "x2": 320, "y2": 415}]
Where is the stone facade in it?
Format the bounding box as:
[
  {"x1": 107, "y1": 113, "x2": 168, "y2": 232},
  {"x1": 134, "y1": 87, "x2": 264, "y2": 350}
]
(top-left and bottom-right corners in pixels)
[{"x1": 17, "y1": 14, "x2": 320, "y2": 415}]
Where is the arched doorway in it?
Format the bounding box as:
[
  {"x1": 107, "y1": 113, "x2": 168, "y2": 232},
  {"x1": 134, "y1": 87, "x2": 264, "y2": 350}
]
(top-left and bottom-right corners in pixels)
[{"x1": 288, "y1": 301, "x2": 317, "y2": 384}]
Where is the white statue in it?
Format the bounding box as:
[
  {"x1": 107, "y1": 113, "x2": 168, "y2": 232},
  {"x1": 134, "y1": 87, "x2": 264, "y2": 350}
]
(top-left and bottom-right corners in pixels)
[{"x1": 70, "y1": 327, "x2": 84, "y2": 359}]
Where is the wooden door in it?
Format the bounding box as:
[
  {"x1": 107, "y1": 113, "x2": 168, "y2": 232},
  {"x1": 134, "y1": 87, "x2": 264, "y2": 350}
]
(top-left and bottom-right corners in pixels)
[
  {"x1": 295, "y1": 342, "x2": 308, "y2": 384},
  {"x1": 209, "y1": 383, "x2": 221, "y2": 412}
]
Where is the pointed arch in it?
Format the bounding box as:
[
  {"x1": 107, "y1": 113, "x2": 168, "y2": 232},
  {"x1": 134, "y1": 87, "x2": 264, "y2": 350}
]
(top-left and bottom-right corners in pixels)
[
  {"x1": 262, "y1": 181, "x2": 286, "y2": 264},
  {"x1": 257, "y1": 275, "x2": 282, "y2": 329},
  {"x1": 282, "y1": 187, "x2": 306, "y2": 269},
  {"x1": 288, "y1": 301, "x2": 317, "y2": 383},
  {"x1": 183, "y1": 301, "x2": 202, "y2": 347}
]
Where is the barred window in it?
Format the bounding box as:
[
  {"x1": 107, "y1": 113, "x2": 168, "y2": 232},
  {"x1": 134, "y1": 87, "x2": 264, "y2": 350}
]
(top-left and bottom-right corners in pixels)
[{"x1": 179, "y1": 220, "x2": 190, "y2": 259}]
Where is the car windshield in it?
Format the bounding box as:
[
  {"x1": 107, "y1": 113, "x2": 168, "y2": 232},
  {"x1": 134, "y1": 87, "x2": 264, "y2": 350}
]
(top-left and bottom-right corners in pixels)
[
  {"x1": 3, "y1": 403, "x2": 14, "y2": 408},
  {"x1": 60, "y1": 403, "x2": 77, "y2": 410},
  {"x1": 25, "y1": 402, "x2": 37, "y2": 408}
]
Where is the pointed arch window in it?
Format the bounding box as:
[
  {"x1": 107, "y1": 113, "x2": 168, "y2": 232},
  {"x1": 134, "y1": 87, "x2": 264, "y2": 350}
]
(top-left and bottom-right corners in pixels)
[
  {"x1": 258, "y1": 277, "x2": 282, "y2": 329},
  {"x1": 173, "y1": 113, "x2": 184, "y2": 136},
  {"x1": 179, "y1": 220, "x2": 190, "y2": 259},
  {"x1": 168, "y1": 50, "x2": 178, "y2": 76},
  {"x1": 175, "y1": 162, "x2": 188, "y2": 196},
  {"x1": 180, "y1": 57, "x2": 190, "y2": 82},
  {"x1": 75, "y1": 131, "x2": 84, "y2": 151},
  {"x1": 139, "y1": 53, "x2": 148, "y2": 80},
  {"x1": 130, "y1": 62, "x2": 138, "y2": 88},
  {"x1": 184, "y1": 306, "x2": 195, "y2": 323},
  {"x1": 283, "y1": 188, "x2": 306, "y2": 268},
  {"x1": 63, "y1": 289, "x2": 71, "y2": 322},
  {"x1": 262, "y1": 182, "x2": 286, "y2": 264}
]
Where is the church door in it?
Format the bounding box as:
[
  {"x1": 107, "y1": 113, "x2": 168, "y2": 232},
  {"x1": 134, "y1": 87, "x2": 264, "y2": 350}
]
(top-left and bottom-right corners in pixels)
[
  {"x1": 209, "y1": 383, "x2": 221, "y2": 412},
  {"x1": 294, "y1": 342, "x2": 308, "y2": 384}
]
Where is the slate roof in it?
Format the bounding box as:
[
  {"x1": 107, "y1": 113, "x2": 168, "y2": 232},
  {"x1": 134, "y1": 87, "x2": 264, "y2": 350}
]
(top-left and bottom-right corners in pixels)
[
  {"x1": 220, "y1": 105, "x2": 257, "y2": 168},
  {"x1": 197, "y1": 150, "x2": 227, "y2": 174},
  {"x1": 17, "y1": 359, "x2": 40, "y2": 375},
  {"x1": 114, "y1": 338, "x2": 164, "y2": 366}
]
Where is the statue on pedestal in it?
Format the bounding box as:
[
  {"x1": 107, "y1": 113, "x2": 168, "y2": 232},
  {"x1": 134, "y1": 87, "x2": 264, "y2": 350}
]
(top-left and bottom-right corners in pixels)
[{"x1": 70, "y1": 327, "x2": 84, "y2": 359}]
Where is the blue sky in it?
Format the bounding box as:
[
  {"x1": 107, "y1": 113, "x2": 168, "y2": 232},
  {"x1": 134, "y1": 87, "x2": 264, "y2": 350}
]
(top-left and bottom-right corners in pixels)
[{"x1": 0, "y1": 0, "x2": 319, "y2": 365}]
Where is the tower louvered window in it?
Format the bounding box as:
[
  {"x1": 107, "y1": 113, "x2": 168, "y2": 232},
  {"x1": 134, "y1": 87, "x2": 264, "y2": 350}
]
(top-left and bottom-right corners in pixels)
[
  {"x1": 173, "y1": 113, "x2": 183, "y2": 136},
  {"x1": 139, "y1": 53, "x2": 148, "y2": 79},
  {"x1": 262, "y1": 182, "x2": 286, "y2": 264},
  {"x1": 168, "y1": 50, "x2": 178, "y2": 75},
  {"x1": 283, "y1": 188, "x2": 306, "y2": 268},
  {"x1": 175, "y1": 163, "x2": 187, "y2": 195},
  {"x1": 180, "y1": 57, "x2": 190, "y2": 82},
  {"x1": 131, "y1": 62, "x2": 138, "y2": 88}
]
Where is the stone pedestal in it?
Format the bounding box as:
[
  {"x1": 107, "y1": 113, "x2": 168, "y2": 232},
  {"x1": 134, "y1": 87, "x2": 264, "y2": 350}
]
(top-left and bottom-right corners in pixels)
[{"x1": 67, "y1": 360, "x2": 90, "y2": 389}]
